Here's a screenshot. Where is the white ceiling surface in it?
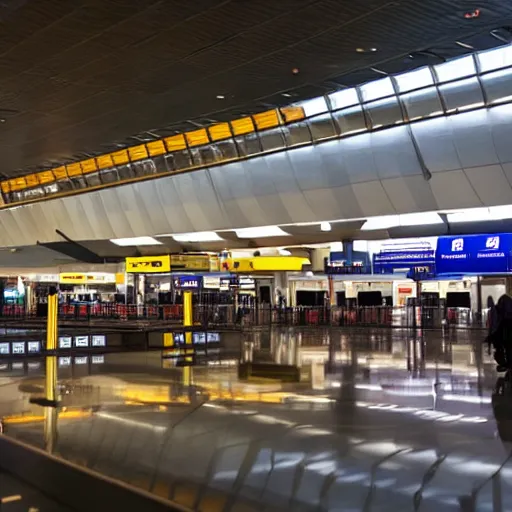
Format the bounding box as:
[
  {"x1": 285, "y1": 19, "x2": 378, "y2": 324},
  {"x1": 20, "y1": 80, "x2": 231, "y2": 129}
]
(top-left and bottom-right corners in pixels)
[{"x1": 3, "y1": 104, "x2": 512, "y2": 247}]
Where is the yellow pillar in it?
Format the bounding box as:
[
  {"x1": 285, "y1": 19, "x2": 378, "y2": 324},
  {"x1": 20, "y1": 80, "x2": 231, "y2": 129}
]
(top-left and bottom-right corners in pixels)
[
  {"x1": 44, "y1": 287, "x2": 59, "y2": 452},
  {"x1": 45, "y1": 288, "x2": 58, "y2": 402},
  {"x1": 183, "y1": 290, "x2": 193, "y2": 385},
  {"x1": 46, "y1": 287, "x2": 58, "y2": 351}
]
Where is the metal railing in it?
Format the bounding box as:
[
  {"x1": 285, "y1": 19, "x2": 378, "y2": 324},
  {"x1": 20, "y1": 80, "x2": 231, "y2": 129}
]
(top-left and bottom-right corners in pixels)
[{"x1": 0, "y1": 303, "x2": 487, "y2": 330}]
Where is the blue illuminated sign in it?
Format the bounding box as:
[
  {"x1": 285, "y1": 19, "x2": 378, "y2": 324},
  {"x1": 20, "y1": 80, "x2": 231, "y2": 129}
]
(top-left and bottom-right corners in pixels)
[
  {"x1": 373, "y1": 250, "x2": 435, "y2": 274},
  {"x1": 174, "y1": 276, "x2": 203, "y2": 289},
  {"x1": 436, "y1": 233, "x2": 512, "y2": 274}
]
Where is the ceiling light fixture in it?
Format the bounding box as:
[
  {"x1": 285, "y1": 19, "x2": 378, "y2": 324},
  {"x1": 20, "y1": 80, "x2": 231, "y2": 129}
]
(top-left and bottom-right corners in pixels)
[
  {"x1": 171, "y1": 231, "x2": 224, "y2": 243},
  {"x1": 216, "y1": 95, "x2": 225, "y2": 100},
  {"x1": 110, "y1": 237, "x2": 162, "y2": 247},
  {"x1": 235, "y1": 226, "x2": 289, "y2": 239},
  {"x1": 320, "y1": 222, "x2": 332, "y2": 232},
  {"x1": 356, "y1": 47, "x2": 377, "y2": 53}
]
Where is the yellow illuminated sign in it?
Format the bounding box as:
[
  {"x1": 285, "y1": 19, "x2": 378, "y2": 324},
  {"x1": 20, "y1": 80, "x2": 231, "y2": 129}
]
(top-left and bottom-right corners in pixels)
[
  {"x1": 126, "y1": 255, "x2": 171, "y2": 273},
  {"x1": 170, "y1": 254, "x2": 210, "y2": 271},
  {"x1": 59, "y1": 273, "x2": 115, "y2": 284},
  {"x1": 222, "y1": 256, "x2": 310, "y2": 273},
  {"x1": 59, "y1": 273, "x2": 87, "y2": 284}
]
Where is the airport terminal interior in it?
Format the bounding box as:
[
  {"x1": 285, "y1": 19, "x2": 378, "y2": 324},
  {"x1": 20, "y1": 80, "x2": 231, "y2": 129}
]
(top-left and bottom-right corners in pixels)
[{"x1": 5, "y1": 1, "x2": 512, "y2": 511}]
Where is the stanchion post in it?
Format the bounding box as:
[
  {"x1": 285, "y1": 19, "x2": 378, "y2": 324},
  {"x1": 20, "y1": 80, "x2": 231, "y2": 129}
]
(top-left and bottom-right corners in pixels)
[
  {"x1": 183, "y1": 290, "x2": 193, "y2": 385},
  {"x1": 44, "y1": 286, "x2": 59, "y2": 452}
]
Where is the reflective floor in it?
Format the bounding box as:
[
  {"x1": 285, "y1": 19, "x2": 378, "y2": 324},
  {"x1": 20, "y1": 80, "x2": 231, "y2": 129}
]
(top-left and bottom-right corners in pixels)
[{"x1": 0, "y1": 327, "x2": 509, "y2": 511}]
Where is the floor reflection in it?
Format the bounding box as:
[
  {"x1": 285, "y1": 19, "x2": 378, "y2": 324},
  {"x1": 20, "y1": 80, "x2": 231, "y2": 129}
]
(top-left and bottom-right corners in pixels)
[{"x1": 0, "y1": 327, "x2": 508, "y2": 511}]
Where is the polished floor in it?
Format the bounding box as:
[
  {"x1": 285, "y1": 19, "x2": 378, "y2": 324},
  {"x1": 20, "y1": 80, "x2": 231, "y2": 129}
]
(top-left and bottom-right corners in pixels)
[{"x1": 0, "y1": 327, "x2": 508, "y2": 511}]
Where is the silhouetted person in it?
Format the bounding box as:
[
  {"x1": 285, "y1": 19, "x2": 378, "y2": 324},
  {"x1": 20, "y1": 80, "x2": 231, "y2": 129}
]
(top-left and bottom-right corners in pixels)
[{"x1": 487, "y1": 294, "x2": 512, "y2": 372}]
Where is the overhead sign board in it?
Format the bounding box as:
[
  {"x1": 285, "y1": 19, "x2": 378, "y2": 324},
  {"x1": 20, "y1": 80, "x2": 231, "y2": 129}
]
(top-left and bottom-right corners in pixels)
[
  {"x1": 373, "y1": 250, "x2": 435, "y2": 274},
  {"x1": 173, "y1": 275, "x2": 203, "y2": 290},
  {"x1": 436, "y1": 233, "x2": 512, "y2": 274},
  {"x1": 170, "y1": 254, "x2": 210, "y2": 272},
  {"x1": 126, "y1": 255, "x2": 171, "y2": 273},
  {"x1": 59, "y1": 273, "x2": 116, "y2": 284},
  {"x1": 222, "y1": 256, "x2": 310, "y2": 273}
]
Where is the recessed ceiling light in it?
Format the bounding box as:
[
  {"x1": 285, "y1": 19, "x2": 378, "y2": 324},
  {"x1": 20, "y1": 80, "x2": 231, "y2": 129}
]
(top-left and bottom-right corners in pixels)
[
  {"x1": 464, "y1": 9, "x2": 480, "y2": 19},
  {"x1": 216, "y1": 95, "x2": 225, "y2": 100},
  {"x1": 235, "y1": 226, "x2": 289, "y2": 239},
  {"x1": 282, "y1": 93, "x2": 292, "y2": 98},
  {"x1": 320, "y1": 222, "x2": 332, "y2": 232},
  {"x1": 170, "y1": 231, "x2": 224, "y2": 243},
  {"x1": 356, "y1": 47, "x2": 377, "y2": 53},
  {"x1": 110, "y1": 236, "x2": 162, "y2": 247}
]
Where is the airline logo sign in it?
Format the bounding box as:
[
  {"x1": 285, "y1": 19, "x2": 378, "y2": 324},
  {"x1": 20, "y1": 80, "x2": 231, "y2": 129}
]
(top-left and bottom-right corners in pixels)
[{"x1": 125, "y1": 255, "x2": 171, "y2": 273}]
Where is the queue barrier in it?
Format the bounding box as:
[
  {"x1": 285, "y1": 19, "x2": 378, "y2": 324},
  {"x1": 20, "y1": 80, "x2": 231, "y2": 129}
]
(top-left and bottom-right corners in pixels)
[{"x1": 0, "y1": 303, "x2": 485, "y2": 329}]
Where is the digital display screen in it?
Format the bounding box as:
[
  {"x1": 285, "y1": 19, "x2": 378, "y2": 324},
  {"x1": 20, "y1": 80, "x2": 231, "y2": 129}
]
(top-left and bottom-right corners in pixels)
[
  {"x1": 27, "y1": 361, "x2": 41, "y2": 371},
  {"x1": 12, "y1": 342, "x2": 25, "y2": 354},
  {"x1": 0, "y1": 343, "x2": 10, "y2": 355},
  {"x1": 27, "y1": 341, "x2": 41, "y2": 353},
  {"x1": 59, "y1": 336, "x2": 72, "y2": 349},
  {"x1": 207, "y1": 332, "x2": 220, "y2": 343},
  {"x1": 173, "y1": 333, "x2": 185, "y2": 344},
  {"x1": 92, "y1": 335, "x2": 106, "y2": 347},
  {"x1": 58, "y1": 357, "x2": 71, "y2": 367},
  {"x1": 74, "y1": 336, "x2": 89, "y2": 348},
  {"x1": 92, "y1": 355, "x2": 105, "y2": 364},
  {"x1": 193, "y1": 332, "x2": 206, "y2": 344},
  {"x1": 74, "y1": 356, "x2": 87, "y2": 365},
  {"x1": 0, "y1": 363, "x2": 7, "y2": 371},
  {"x1": 12, "y1": 362, "x2": 23, "y2": 370}
]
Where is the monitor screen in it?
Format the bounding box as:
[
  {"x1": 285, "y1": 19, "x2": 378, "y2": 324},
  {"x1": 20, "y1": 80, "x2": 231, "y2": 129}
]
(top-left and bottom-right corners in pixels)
[
  {"x1": 74, "y1": 336, "x2": 89, "y2": 348},
  {"x1": 0, "y1": 343, "x2": 10, "y2": 355},
  {"x1": 207, "y1": 332, "x2": 220, "y2": 343},
  {"x1": 58, "y1": 357, "x2": 71, "y2": 367},
  {"x1": 27, "y1": 341, "x2": 41, "y2": 353},
  {"x1": 12, "y1": 362, "x2": 23, "y2": 370},
  {"x1": 92, "y1": 355, "x2": 105, "y2": 364},
  {"x1": 91, "y1": 335, "x2": 106, "y2": 347},
  {"x1": 193, "y1": 332, "x2": 206, "y2": 344},
  {"x1": 27, "y1": 361, "x2": 41, "y2": 371},
  {"x1": 173, "y1": 333, "x2": 185, "y2": 344},
  {"x1": 12, "y1": 342, "x2": 25, "y2": 355},
  {"x1": 74, "y1": 356, "x2": 87, "y2": 365},
  {"x1": 59, "y1": 336, "x2": 72, "y2": 349}
]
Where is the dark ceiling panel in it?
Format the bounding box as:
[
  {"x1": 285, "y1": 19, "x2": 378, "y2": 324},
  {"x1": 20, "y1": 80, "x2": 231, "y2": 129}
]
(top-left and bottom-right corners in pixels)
[{"x1": 1, "y1": 0, "x2": 512, "y2": 177}]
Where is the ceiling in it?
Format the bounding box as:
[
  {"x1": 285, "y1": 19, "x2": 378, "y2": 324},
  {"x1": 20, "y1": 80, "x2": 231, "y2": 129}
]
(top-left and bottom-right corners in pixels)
[{"x1": 1, "y1": 0, "x2": 512, "y2": 178}]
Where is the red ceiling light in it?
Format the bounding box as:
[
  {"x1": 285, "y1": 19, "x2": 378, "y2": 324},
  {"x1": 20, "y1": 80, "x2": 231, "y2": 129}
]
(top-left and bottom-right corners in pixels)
[{"x1": 464, "y1": 8, "x2": 480, "y2": 19}]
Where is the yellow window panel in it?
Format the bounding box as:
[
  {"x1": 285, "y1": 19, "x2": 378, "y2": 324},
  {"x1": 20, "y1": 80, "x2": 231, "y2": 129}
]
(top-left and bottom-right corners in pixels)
[
  {"x1": 185, "y1": 129, "x2": 208, "y2": 147},
  {"x1": 53, "y1": 166, "x2": 67, "y2": 180},
  {"x1": 38, "y1": 170, "x2": 55, "y2": 184},
  {"x1": 128, "y1": 144, "x2": 149, "y2": 161},
  {"x1": 253, "y1": 109, "x2": 280, "y2": 130},
  {"x1": 280, "y1": 106, "x2": 306, "y2": 123},
  {"x1": 96, "y1": 154, "x2": 114, "y2": 170},
  {"x1": 111, "y1": 150, "x2": 130, "y2": 165},
  {"x1": 1, "y1": 181, "x2": 10, "y2": 193},
  {"x1": 231, "y1": 117, "x2": 254, "y2": 136},
  {"x1": 10, "y1": 177, "x2": 27, "y2": 191},
  {"x1": 164, "y1": 134, "x2": 187, "y2": 152},
  {"x1": 209, "y1": 123, "x2": 232, "y2": 141},
  {"x1": 25, "y1": 174, "x2": 40, "y2": 188},
  {"x1": 81, "y1": 159, "x2": 98, "y2": 174},
  {"x1": 146, "y1": 140, "x2": 166, "y2": 157},
  {"x1": 66, "y1": 163, "x2": 82, "y2": 177}
]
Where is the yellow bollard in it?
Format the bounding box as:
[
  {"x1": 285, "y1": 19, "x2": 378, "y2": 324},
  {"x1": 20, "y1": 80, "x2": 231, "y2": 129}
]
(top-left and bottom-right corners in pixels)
[
  {"x1": 46, "y1": 287, "x2": 58, "y2": 351},
  {"x1": 44, "y1": 287, "x2": 59, "y2": 452},
  {"x1": 182, "y1": 290, "x2": 193, "y2": 385}
]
